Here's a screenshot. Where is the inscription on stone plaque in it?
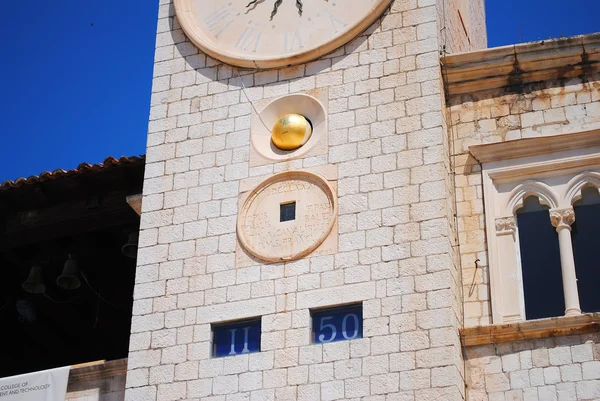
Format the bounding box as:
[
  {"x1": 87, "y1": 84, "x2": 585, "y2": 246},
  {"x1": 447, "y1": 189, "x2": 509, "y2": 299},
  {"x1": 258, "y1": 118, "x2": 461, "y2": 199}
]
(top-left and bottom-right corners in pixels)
[{"x1": 237, "y1": 171, "x2": 338, "y2": 262}]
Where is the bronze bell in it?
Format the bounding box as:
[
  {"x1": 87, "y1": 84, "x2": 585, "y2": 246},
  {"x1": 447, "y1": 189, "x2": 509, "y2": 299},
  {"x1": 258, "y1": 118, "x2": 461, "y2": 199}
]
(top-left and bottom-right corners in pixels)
[
  {"x1": 121, "y1": 232, "x2": 139, "y2": 259},
  {"x1": 22, "y1": 265, "x2": 46, "y2": 294},
  {"x1": 56, "y1": 254, "x2": 81, "y2": 290}
]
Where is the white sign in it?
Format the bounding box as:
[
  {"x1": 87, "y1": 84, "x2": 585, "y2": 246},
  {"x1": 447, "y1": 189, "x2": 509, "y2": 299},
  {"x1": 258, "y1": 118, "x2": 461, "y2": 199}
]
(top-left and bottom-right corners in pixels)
[{"x1": 0, "y1": 366, "x2": 70, "y2": 401}]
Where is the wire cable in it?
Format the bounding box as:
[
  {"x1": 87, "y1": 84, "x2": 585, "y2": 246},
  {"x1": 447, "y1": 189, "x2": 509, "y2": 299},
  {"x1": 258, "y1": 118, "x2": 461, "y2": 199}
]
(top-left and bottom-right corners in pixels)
[
  {"x1": 42, "y1": 292, "x2": 76, "y2": 304},
  {"x1": 233, "y1": 67, "x2": 272, "y2": 132},
  {"x1": 81, "y1": 272, "x2": 127, "y2": 311}
]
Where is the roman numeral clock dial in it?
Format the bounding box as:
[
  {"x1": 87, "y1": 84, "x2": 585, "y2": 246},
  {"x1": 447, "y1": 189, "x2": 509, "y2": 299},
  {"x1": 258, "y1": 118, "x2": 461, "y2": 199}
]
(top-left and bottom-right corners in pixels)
[{"x1": 174, "y1": 0, "x2": 393, "y2": 69}]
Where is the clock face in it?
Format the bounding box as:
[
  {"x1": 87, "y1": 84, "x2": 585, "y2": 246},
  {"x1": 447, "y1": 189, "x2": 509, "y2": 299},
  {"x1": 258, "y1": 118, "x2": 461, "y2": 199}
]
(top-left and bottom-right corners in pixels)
[{"x1": 174, "y1": 0, "x2": 393, "y2": 68}]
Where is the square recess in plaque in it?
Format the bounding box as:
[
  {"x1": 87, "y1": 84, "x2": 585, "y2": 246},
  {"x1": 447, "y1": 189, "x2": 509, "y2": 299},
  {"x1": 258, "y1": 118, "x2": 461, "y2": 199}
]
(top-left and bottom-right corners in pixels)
[
  {"x1": 280, "y1": 201, "x2": 296, "y2": 222},
  {"x1": 311, "y1": 304, "x2": 363, "y2": 344},
  {"x1": 212, "y1": 318, "x2": 261, "y2": 358}
]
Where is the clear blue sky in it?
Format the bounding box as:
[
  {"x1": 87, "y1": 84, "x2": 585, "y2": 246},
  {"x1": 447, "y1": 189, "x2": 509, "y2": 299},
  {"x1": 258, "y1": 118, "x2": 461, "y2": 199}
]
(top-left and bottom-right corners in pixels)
[
  {"x1": 486, "y1": 0, "x2": 600, "y2": 47},
  {"x1": 0, "y1": 0, "x2": 158, "y2": 182},
  {"x1": 0, "y1": 0, "x2": 599, "y2": 182}
]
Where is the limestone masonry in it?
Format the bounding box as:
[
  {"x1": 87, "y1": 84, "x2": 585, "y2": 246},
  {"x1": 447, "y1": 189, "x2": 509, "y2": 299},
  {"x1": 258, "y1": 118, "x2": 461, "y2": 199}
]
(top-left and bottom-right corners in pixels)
[{"x1": 127, "y1": 0, "x2": 600, "y2": 400}]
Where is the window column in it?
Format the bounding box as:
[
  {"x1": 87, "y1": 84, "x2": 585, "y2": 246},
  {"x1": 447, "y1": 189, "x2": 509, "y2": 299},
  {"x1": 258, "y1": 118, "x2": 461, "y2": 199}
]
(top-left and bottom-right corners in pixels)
[
  {"x1": 494, "y1": 216, "x2": 525, "y2": 322},
  {"x1": 549, "y1": 207, "x2": 581, "y2": 316}
]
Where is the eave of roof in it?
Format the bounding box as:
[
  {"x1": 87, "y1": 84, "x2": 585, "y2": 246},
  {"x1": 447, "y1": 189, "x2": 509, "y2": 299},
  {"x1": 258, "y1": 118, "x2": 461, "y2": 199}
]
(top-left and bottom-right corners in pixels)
[
  {"x1": 442, "y1": 32, "x2": 600, "y2": 97},
  {"x1": 0, "y1": 155, "x2": 145, "y2": 191}
]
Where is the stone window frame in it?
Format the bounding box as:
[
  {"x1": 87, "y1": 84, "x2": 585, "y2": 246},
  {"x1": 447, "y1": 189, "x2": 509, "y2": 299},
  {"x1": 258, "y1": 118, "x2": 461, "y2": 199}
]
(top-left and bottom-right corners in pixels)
[{"x1": 470, "y1": 130, "x2": 600, "y2": 324}]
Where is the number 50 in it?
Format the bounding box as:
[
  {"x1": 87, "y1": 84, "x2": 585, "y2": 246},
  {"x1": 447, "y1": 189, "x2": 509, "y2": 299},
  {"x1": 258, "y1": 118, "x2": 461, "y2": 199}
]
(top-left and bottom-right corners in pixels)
[{"x1": 317, "y1": 313, "x2": 360, "y2": 343}]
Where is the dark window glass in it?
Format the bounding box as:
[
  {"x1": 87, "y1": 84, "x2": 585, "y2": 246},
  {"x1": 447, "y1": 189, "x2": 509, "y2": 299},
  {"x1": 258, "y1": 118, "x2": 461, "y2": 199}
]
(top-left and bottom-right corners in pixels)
[
  {"x1": 212, "y1": 319, "x2": 261, "y2": 358},
  {"x1": 312, "y1": 304, "x2": 362, "y2": 344},
  {"x1": 280, "y1": 202, "x2": 296, "y2": 222},
  {"x1": 571, "y1": 186, "x2": 600, "y2": 313},
  {"x1": 517, "y1": 196, "x2": 564, "y2": 320}
]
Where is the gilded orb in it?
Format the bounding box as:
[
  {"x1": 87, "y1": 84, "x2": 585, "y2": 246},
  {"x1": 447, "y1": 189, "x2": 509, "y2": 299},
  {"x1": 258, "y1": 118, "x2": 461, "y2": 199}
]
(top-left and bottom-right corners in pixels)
[{"x1": 271, "y1": 114, "x2": 313, "y2": 151}]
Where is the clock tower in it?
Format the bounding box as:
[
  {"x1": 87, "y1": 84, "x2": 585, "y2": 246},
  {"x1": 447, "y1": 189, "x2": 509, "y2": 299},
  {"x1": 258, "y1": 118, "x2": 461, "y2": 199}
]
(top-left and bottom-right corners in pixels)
[{"x1": 126, "y1": 0, "x2": 487, "y2": 400}]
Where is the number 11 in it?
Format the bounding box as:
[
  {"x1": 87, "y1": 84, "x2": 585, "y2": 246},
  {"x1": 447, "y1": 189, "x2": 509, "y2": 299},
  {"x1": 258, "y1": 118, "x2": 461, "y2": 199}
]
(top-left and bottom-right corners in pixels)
[{"x1": 228, "y1": 326, "x2": 251, "y2": 355}]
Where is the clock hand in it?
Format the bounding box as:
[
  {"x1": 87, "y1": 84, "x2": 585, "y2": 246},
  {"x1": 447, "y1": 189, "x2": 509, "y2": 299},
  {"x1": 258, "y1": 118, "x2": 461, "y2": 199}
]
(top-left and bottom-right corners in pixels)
[
  {"x1": 246, "y1": 0, "x2": 306, "y2": 19},
  {"x1": 270, "y1": 0, "x2": 282, "y2": 20}
]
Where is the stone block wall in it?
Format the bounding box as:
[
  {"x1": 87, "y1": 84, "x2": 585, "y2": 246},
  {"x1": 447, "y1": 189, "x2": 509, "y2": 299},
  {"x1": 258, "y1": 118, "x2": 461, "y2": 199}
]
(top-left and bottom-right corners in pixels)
[
  {"x1": 126, "y1": 0, "x2": 488, "y2": 400},
  {"x1": 465, "y1": 334, "x2": 600, "y2": 401},
  {"x1": 436, "y1": 0, "x2": 487, "y2": 55},
  {"x1": 449, "y1": 74, "x2": 600, "y2": 328},
  {"x1": 466, "y1": 0, "x2": 487, "y2": 51},
  {"x1": 445, "y1": 47, "x2": 600, "y2": 401}
]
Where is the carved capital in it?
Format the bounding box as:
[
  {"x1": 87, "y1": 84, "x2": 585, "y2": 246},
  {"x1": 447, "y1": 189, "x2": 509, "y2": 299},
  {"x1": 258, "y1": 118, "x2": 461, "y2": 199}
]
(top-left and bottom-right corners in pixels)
[
  {"x1": 495, "y1": 217, "x2": 515, "y2": 235},
  {"x1": 550, "y1": 207, "x2": 575, "y2": 230}
]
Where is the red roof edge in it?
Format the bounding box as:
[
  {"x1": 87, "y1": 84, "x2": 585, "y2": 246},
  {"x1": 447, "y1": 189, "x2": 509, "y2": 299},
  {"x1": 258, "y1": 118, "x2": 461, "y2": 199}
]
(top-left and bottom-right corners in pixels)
[{"x1": 0, "y1": 155, "x2": 145, "y2": 191}]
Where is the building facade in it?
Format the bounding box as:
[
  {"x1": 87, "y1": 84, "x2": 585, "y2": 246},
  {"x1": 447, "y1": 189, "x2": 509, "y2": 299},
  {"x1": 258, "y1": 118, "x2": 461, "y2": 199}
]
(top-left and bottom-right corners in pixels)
[
  {"x1": 127, "y1": 1, "x2": 600, "y2": 400},
  {"x1": 447, "y1": 36, "x2": 600, "y2": 400}
]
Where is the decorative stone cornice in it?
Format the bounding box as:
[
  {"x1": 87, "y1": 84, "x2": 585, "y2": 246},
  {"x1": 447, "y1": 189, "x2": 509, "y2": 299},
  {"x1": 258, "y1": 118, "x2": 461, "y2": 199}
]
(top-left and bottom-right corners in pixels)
[
  {"x1": 442, "y1": 33, "x2": 600, "y2": 97},
  {"x1": 469, "y1": 129, "x2": 600, "y2": 165},
  {"x1": 550, "y1": 207, "x2": 575, "y2": 230},
  {"x1": 495, "y1": 217, "x2": 515, "y2": 235},
  {"x1": 460, "y1": 313, "x2": 600, "y2": 347}
]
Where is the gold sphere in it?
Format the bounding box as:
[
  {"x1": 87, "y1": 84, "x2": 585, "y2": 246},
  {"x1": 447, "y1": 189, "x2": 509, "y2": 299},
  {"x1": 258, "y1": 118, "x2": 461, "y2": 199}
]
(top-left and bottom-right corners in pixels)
[{"x1": 271, "y1": 114, "x2": 312, "y2": 151}]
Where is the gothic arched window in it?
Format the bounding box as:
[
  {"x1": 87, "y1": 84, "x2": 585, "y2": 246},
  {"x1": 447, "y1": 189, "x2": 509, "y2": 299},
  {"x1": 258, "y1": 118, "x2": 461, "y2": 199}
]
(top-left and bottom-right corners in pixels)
[
  {"x1": 471, "y1": 130, "x2": 600, "y2": 324},
  {"x1": 571, "y1": 186, "x2": 600, "y2": 313},
  {"x1": 516, "y1": 196, "x2": 564, "y2": 320}
]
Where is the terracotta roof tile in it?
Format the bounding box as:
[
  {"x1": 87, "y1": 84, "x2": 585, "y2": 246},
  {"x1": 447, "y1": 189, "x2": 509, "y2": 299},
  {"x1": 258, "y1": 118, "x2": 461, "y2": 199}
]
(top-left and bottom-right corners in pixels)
[{"x1": 0, "y1": 155, "x2": 145, "y2": 191}]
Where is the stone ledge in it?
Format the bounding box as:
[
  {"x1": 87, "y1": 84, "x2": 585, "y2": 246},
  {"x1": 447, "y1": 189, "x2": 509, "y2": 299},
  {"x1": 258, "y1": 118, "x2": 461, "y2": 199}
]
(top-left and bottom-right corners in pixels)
[
  {"x1": 442, "y1": 32, "x2": 600, "y2": 96},
  {"x1": 460, "y1": 313, "x2": 600, "y2": 347},
  {"x1": 469, "y1": 129, "x2": 600, "y2": 164},
  {"x1": 68, "y1": 359, "x2": 127, "y2": 385}
]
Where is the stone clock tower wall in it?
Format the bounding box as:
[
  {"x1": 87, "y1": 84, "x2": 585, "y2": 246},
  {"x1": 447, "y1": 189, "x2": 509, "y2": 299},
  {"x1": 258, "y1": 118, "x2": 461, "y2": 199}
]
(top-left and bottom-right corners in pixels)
[{"x1": 126, "y1": 1, "x2": 486, "y2": 400}]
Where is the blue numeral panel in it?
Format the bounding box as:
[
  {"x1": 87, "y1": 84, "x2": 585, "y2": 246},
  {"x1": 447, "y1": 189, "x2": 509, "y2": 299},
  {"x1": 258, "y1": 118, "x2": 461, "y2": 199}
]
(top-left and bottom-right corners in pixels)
[
  {"x1": 312, "y1": 304, "x2": 363, "y2": 344},
  {"x1": 213, "y1": 319, "x2": 261, "y2": 358}
]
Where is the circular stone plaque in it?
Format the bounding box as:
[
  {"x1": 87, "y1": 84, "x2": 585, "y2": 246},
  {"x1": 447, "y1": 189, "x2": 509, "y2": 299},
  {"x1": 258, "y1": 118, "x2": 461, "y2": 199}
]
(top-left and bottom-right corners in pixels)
[{"x1": 237, "y1": 171, "x2": 337, "y2": 263}]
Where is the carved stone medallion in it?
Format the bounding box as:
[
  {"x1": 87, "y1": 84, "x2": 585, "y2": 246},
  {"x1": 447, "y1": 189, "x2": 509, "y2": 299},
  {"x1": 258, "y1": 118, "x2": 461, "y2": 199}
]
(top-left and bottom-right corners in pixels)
[{"x1": 237, "y1": 171, "x2": 337, "y2": 262}]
